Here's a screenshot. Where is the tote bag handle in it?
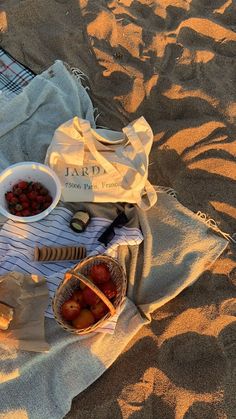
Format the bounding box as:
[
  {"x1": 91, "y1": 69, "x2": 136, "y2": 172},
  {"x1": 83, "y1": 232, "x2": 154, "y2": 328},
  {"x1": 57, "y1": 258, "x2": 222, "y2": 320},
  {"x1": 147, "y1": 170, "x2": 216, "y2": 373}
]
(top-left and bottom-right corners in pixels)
[
  {"x1": 79, "y1": 119, "x2": 122, "y2": 178},
  {"x1": 136, "y1": 180, "x2": 157, "y2": 210},
  {"x1": 80, "y1": 119, "x2": 149, "y2": 186},
  {"x1": 79, "y1": 119, "x2": 157, "y2": 210}
]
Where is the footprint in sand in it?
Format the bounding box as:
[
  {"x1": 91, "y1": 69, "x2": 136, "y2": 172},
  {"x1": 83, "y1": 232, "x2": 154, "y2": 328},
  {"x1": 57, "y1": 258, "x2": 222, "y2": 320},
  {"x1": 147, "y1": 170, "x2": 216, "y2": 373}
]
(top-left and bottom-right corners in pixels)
[
  {"x1": 219, "y1": 321, "x2": 236, "y2": 358},
  {"x1": 158, "y1": 332, "x2": 227, "y2": 392},
  {"x1": 229, "y1": 267, "x2": 236, "y2": 287},
  {"x1": 220, "y1": 298, "x2": 236, "y2": 316},
  {"x1": 177, "y1": 18, "x2": 236, "y2": 57},
  {"x1": 183, "y1": 401, "x2": 225, "y2": 419}
]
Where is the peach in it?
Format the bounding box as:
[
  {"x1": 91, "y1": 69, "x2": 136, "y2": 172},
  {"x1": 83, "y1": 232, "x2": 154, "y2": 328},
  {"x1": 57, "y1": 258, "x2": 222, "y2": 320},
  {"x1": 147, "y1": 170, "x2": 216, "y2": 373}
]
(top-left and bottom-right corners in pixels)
[
  {"x1": 72, "y1": 309, "x2": 95, "y2": 329},
  {"x1": 91, "y1": 301, "x2": 109, "y2": 320}
]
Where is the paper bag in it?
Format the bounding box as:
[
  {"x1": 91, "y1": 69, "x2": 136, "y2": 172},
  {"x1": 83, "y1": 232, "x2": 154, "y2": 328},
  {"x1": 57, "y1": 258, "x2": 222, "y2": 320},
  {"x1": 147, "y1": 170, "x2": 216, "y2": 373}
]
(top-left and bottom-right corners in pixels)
[{"x1": 0, "y1": 272, "x2": 49, "y2": 352}]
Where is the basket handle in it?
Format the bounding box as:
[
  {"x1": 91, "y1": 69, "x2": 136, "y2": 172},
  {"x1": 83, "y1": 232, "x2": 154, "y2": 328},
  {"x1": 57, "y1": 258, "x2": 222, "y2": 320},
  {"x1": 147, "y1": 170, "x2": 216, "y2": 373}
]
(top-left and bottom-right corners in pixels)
[{"x1": 68, "y1": 270, "x2": 116, "y2": 317}]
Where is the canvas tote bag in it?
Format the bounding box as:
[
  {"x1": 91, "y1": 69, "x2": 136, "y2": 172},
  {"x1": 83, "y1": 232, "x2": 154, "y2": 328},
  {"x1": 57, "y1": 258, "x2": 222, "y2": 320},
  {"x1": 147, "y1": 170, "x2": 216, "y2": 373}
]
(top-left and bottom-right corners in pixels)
[{"x1": 45, "y1": 116, "x2": 157, "y2": 210}]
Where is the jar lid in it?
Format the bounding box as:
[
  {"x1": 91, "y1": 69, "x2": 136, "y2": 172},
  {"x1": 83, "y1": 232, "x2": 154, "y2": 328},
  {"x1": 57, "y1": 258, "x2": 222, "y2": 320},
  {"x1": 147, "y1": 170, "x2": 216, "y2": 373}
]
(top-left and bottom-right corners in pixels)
[{"x1": 70, "y1": 211, "x2": 91, "y2": 233}]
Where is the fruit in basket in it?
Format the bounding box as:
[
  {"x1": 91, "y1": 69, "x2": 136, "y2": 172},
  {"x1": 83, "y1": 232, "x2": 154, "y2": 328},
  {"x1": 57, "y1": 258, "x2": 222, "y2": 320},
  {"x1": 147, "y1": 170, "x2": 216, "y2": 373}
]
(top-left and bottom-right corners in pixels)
[
  {"x1": 72, "y1": 309, "x2": 95, "y2": 329},
  {"x1": 79, "y1": 275, "x2": 93, "y2": 290},
  {"x1": 99, "y1": 280, "x2": 117, "y2": 300},
  {"x1": 91, "y1": 301, "x2": 109, "y2": 320},
  {"x1": 90, "y1": 263, "x2": 111, "y2": 284},
  {"x1": 82, "y1": 286, "x2": 100, "y2": 306},
  {"x1": 5, "y1": 181, "x2": 53, "y2": 217},
  {"x1": 71, "y1": 289, "x2": 86, "y2": 308},
  {"x1": 61, "y1": 299, "x2": 81, "y2": 321}
]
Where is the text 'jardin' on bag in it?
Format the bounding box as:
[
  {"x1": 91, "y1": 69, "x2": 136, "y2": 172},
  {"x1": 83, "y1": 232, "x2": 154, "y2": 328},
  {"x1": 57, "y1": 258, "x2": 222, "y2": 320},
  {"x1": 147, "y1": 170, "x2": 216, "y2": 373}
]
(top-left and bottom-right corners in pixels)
[{"x1": 45, "y1": 116, "x2": 157, "y2": 210}]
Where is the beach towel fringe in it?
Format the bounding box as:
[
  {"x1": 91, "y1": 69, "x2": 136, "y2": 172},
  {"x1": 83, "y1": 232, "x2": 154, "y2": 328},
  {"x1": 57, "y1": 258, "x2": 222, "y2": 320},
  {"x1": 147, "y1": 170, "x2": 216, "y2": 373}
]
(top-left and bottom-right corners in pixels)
[
  {"x1": 155, "y1": 186, "x2": 177, "y2": 198},
  {"x1": 70, "y1": 65, "x2": 100, "y2": 123},
  {"x1": 70, "y1": 66, "x2": 90, "y2": 91},
  {"x1": 94, "y1": 107, "x2": 101, "y2": 124},
  {"x1": 154, "y1": 186, "x2": 235, "y2": 245},
  {"x1": 196, "y1": 211, "x2": 236, "y2": 244}
]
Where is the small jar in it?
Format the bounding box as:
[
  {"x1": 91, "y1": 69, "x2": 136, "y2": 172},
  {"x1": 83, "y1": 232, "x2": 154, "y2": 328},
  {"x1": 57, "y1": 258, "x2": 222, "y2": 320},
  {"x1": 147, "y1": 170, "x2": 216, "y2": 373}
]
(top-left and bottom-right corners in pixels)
[{"x1": 70, "y1": 211, "x2": 91, "y2": 233}]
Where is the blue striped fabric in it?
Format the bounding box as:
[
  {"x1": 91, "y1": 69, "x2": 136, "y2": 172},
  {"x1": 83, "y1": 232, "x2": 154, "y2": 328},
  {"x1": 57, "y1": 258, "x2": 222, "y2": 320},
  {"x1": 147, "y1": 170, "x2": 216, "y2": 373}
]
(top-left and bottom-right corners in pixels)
[{"x1": 0, "y1": 207, "x2": 143, "y2": 333}]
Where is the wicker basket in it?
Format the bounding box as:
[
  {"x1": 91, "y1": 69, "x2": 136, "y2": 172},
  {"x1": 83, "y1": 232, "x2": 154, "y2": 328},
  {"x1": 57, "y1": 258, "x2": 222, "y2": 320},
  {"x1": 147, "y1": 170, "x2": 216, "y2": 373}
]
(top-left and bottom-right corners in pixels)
[{"x1": 52, "y1": 255, "x2": 127, "y2": 335}]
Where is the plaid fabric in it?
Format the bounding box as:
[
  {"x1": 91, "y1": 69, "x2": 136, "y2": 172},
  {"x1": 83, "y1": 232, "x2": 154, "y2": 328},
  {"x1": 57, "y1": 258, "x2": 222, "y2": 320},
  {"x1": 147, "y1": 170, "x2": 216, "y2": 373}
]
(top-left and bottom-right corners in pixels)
[{"x1": 0, "y1": 48, "x2": 35, "y2": 98}]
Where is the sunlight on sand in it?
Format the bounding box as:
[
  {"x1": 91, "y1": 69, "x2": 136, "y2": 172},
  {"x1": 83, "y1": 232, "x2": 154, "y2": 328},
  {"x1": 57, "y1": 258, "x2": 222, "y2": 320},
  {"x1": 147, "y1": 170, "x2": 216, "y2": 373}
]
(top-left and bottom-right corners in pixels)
[
  {"x1": 0, "y1": 11, "x2": 7, "y2": 33},
  {"x1": 0, "y1": 410, "x2": 28, "y2": 419},
  {"x1": 0, "y1": 368, "x2": 20, "y2": 384}
]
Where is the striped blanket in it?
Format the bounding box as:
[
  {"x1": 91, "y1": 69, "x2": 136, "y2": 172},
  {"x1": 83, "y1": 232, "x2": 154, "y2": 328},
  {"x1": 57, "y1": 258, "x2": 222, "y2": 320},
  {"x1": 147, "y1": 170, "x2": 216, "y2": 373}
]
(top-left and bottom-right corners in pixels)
[
  {"x1": 0, "y1": 48, "x2": 35, "y2": 98},
  {"x1": 0, "y1": 206, "x2": 143, "y2": 322}
]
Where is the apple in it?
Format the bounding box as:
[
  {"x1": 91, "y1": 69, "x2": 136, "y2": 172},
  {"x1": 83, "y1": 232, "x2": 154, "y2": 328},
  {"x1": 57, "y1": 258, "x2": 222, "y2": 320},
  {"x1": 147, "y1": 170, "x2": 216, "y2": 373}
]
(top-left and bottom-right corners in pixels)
[
  {"x1": 79, "y1": 275, "x2": 93, "y2": 290},
  {"x1": 61, "y1": 299, "x2": 81, "y2": 321},
  {"x1": 82, "y1": 286, "x2": 100, "y2": 306},
  {"x1": 90, "y1": 263, "x2": 111, "y2": 284},
  {"x1": 71, "y1": 289, "x2": 86, "y2": 308},
  {"x1": 91, "y1": 301, "x2": 109, "y2": 320},
  {"x1": 99, "y1": 280, "x2": 117, "y2": 300},
  {"x1": 72, "y1": 309, "x2": 95, "y2": 329}
]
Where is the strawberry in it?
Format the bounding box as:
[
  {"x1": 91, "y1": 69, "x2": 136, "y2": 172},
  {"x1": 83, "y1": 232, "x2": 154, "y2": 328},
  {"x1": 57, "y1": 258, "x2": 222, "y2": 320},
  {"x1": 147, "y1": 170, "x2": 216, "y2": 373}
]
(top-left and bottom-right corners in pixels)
[
  {"x1": 36, "y1": 195, "x2": 44, "y2": 203},
  {"x1": 13, "y1": 187, "x2": 22, "y2": 196},
  {"x1": 18, "y1": 181, "x2": 28, "y2": 189},
  {"x1": 43, "y1": 202, "x2": 51, "y2": 210},
  {"x1": 22, "y1": 209, "x2": 31, "y2": 217},
  {"x1": 27, "y1": 191, "x2": 37, "y2": 200},
  {"x1": 10, "y1": 197, "x2": 19, "y2": 205},
  {"x1": 27, "y1": 183, "x2": 33, "y2": 192},
  {"x1": 22, "y1": 201, "x2": 30, "y2": 209},
  {"x1": 40, "y1": 187, "x2": 48, "y2": 196},
  {"x1": 32, "y1": 182, "x2": 42, "y2": 191},
  {"x1": 19, "y1": 194, "x2": 28, "y2": 203},
  {"x1": 45, "y1": 195, "x2": 52, "y2": 203},
  {"x1": 5, "y1": 192, "x2": 14, "y2": 202},
  {"x1": 6, "y1": 180, "x2": 53, "y2": 217},
  {"x1": 31, "y1": 202, "x2": 40, "y2": 210}
]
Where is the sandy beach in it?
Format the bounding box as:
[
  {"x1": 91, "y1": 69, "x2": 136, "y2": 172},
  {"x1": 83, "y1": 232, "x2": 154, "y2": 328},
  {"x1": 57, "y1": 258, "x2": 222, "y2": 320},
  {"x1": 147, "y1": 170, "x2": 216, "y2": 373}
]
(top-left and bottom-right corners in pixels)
[{"x1": 0, "y1": 0, "x2": 236, "y2": 417}]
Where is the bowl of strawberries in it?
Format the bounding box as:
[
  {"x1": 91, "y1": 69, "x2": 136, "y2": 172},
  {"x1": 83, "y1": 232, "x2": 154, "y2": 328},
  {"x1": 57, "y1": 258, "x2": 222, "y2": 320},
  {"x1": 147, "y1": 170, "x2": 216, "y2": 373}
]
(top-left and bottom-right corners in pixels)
[
  {"x1": 52, "y1": 255, "x2": 127, "y2": 335},
  {"x1": 0, "y1": 162, "x2": 61, "y2": 223}
]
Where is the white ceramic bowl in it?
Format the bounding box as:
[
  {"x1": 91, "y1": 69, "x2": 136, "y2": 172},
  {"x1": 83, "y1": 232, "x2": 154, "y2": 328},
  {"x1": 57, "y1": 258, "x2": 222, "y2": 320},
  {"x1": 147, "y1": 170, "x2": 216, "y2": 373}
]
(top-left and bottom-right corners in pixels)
[{"x1": 0, "y1": 162, "x2": 61, "y2": 223}]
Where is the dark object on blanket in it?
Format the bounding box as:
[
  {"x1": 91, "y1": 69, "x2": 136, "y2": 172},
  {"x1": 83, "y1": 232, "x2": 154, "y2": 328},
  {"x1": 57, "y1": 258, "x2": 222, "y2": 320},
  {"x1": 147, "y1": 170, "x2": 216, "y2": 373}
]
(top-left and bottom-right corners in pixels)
[
  {"x1": 98, "y1": 211, "x2": 129, "y2": 246},
  {"x1": 70, "y1": 210, "x2": 91, "y2": 233},
  {"x1": 34, "y1": 246, "x2": 86, "y2": 262}
]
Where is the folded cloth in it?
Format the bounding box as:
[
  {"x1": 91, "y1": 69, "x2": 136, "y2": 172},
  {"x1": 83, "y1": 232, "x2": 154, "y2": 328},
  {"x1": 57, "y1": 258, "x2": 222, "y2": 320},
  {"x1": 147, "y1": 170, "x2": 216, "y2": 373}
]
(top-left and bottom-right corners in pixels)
[
  {"x1": 0, "y1": 58, "x2": 229, "y2": 418},
  {"x1": 0, "y1": 59, "x2": 95, "y2": 169},
  {"x1": 0, "y1": 206, "x2": 143, "y2": 333}
]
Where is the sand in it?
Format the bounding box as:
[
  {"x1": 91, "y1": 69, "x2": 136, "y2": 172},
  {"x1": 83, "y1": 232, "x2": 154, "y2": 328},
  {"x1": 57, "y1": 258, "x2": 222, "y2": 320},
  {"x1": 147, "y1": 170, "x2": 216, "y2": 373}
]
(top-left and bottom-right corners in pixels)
[{"x1": 1, "y1": 0, "x2": 236, "y2": 417}]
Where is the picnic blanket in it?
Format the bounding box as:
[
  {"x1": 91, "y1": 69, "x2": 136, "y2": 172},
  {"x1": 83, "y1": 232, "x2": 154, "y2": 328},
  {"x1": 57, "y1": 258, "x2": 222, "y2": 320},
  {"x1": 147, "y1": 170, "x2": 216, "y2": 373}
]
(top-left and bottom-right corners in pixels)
[
  {"x1": 0, "y1": 204, "x2": 143, "y2": 336},
  {"x1": 0, "y1": 56, "x2": 230, "y2": 418}
]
